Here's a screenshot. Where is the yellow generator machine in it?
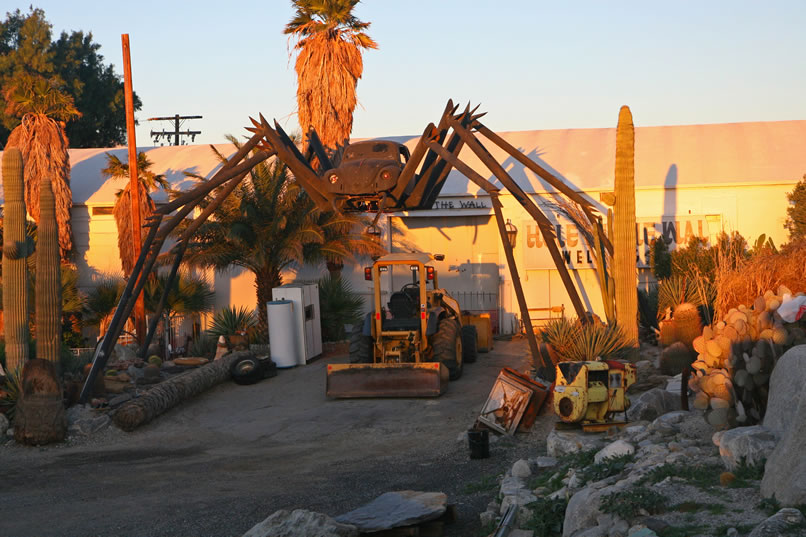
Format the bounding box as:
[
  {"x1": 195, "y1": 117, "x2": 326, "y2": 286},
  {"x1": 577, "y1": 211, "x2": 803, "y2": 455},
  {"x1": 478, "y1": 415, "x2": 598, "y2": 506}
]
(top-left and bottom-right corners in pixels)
[
  {"x1": 326, "y1": 253, "x2": 478, "y2": 398},
  {"x1": 553, "y1": 360, "x2": 637, "y2": 430}
]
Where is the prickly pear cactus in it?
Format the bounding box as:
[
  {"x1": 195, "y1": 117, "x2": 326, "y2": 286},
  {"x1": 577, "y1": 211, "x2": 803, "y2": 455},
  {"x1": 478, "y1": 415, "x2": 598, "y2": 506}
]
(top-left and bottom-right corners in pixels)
[
  {"x1": 35, "y1": 177, "x2": 62, "y2": 365},
  {"x1": 613, "y1": 106, "x2": 638, "y2": 345},
  {"x1": 2, "y1": 148, "x2": 30, "y2": 372}
]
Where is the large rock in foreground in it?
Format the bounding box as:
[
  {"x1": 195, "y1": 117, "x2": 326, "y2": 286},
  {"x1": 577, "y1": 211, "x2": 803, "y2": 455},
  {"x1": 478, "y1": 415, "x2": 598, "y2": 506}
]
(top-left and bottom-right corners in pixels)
[
  {"x1": 626, "y1": 388, "x2": 680, "y2": 422},
  {"x1": 763, "y1": 345, "x2": 806, "y2": 435},
  {"x1": 242, "y1": 509, "x2": 357, "y2": 537},
  {"x1": 761, "y1": 393, "x2": 806, "y2": 504},
  {"x1": 713, "y1": 425, "x2": 778, "y2": 470},
  {"x1": 748, "y1": 508, "x2": 805, "y2": 537},
  {"x1": 761, "y1": 345, "x2": 806, "y2": 505},
  {"x1": 335, "y1": 491, "x2": 447, "y2": 532}
]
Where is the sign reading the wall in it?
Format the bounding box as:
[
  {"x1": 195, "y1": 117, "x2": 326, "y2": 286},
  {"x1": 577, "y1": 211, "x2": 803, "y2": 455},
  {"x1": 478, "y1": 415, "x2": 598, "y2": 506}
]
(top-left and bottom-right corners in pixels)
[{"x1": 523, "y1": 215, "x2": 712, "y2": 270}]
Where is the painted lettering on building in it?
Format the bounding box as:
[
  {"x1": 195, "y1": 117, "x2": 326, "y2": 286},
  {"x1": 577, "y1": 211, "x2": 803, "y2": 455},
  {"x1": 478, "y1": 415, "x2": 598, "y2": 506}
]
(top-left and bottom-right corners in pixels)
[
  {"x1": 431, "y1": 199, "x2": 488, "y2": 210},
  {"x1": 523, "y1": 216, "x2": 712, "y2": 270}
]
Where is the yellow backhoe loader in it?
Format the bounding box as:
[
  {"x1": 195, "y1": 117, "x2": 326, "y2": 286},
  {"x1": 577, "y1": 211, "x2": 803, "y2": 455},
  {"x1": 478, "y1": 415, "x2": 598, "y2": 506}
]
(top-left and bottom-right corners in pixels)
[{"x1": 326, "y1": 253, "x2": 478, "y2": 398}]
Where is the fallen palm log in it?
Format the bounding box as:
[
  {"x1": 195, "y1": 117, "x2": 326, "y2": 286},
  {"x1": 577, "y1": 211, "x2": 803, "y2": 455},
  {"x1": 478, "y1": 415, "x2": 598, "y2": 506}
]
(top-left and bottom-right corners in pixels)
[{"x1": 114, "y1": 351, "x2": 245, "y2": 431}]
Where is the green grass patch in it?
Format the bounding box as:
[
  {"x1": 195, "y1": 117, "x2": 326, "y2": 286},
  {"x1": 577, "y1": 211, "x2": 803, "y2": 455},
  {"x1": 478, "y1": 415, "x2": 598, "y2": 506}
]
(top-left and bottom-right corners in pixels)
[
  {"x1": 758, "y1": 496, "x2": 781, "y2": 516},
  {"x1": 599, "y1": 487, "x2": 666, "y2": 519},
  {"x1": 714, "y1": 523, "x2": 756, "y2": 536},
  {"x1": 671, "y1": 501, "x2": 727, "y2": 515},
  {"x1": 728, "y1": 458, "x2": 766, "y2": 488},
  {"x1": 528, "y1": 449, "x2": 599, "y2": 493},
  {"x1": 579, "y1": 453, "x2": 634, "y2": 484},
  {"x1": 658, "y1": 525, "x2": 708, "y2": 537},
  {"x1": 558, "y1": 448, "x2": 597, "y2": 469},
  {"x1": 521, "y1": 497, "x2": 568, "y2": 537},
  {"x1": 478, "y1": 518, "x2": 497, "y2": 537},
  {"x1": 462, "y1": 474, "x2": 499, "y2": 495},
  {"x1": 640, "y1": 462, "x2": 724, "y2": 489}
]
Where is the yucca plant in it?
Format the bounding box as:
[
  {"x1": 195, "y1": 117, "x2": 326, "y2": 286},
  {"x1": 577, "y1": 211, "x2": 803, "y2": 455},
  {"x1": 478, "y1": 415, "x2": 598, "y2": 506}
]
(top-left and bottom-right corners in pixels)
[
  {"x1": 0, "y1": 366, "x2": 23, "y2": 419},
  {"x1": 563, "y1": 322, "x2": 634, "y2": 363},
  {"x1": 539, "y1": 317, "x2": 580, "y2": 361},
  {"x1": 318, "y1": 273, "x2": 364, "y2": 342},
  {"x1": 657, "y1": 275, "x2": 703, "y2": 318},
  {"x1": 207, "y1": 306, "x2": 258, "y2": 339}
]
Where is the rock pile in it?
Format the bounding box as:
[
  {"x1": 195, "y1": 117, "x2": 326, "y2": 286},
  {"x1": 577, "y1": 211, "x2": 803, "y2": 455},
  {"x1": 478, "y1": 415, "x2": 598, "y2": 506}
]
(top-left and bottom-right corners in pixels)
[
  {"x1": 687, "y1": 287, "x2": 806, "y2": 428},
  {"x1": 481, "y1": 408, "x2": 800, "y2": 537}
]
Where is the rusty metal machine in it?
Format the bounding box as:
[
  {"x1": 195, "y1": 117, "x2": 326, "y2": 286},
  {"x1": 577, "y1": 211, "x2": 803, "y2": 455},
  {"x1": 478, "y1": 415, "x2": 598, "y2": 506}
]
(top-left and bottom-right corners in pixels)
[
  {"x1": 81, "y1": 100, "x2": 613, "y2": 403},
  {"x1": 326, "y1": 253, "x2": 478, "y2": 398},
  {"x1": 553, "y1": 360, "x2": 637, "y2": 431}
]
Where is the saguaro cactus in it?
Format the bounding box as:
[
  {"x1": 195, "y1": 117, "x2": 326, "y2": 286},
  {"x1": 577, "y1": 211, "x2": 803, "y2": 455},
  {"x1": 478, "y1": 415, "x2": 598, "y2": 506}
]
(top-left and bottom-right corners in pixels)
[
  {"x1": 2, "y1": 148, "x2": 30, "y2": 372},
  {"x1": 613, "y1": 106, "x2": 638, "y2": 345},
  {"x1": 36, "y1": 177, "x2": 62, "y2": 365}
]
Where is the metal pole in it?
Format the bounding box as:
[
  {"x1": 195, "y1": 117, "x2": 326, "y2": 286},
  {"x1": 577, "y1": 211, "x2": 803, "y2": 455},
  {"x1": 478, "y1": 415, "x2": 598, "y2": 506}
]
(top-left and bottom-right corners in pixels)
[{"x1": 121, "y1": 34, "x2": 147, "y2": 347}]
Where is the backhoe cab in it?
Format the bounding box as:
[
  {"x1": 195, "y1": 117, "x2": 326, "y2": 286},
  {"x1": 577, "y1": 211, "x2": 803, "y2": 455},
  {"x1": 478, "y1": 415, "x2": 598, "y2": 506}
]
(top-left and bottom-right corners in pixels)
[{"x1": 325, "y1": 253, "x2": 478, "y2": 398}]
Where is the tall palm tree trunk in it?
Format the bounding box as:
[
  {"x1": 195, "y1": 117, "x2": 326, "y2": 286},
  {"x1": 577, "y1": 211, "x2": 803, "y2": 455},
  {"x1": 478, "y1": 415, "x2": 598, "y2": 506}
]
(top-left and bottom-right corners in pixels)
[{"x1": 6, "y1": 114, "x2": 74, "y2": 258}]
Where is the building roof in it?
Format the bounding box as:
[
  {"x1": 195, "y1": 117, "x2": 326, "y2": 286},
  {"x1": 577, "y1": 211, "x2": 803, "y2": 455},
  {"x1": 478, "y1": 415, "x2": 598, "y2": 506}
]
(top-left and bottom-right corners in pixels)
[
  {"x1": 383, "y1": 119, "x2": 806, "y2": 196},
  {"x1": 0, "y1": 144, "x2": 237, "y2": 205},
  {"x1": 1, "y1": 119, "x2": 804, "y2": 205}
]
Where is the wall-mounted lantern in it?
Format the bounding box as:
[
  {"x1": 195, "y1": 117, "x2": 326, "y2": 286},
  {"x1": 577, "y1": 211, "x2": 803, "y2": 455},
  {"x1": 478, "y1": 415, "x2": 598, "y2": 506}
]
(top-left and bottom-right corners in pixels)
[
  {"x1": 505, "y1": 219, "x2": 518, "y2": 248},
  {"x1": 365, "y1": 223, "x2": 382, "y2": 245}
]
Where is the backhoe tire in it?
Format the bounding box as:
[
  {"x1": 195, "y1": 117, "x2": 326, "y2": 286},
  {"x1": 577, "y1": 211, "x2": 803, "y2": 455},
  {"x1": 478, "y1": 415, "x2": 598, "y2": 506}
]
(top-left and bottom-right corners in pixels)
[
  {"x1": 461, "y1": 324, "x2": 478, "y2": 363},
  {"x1": 349, "y1": 325, "x2": 372, "y2": 364},
  {"x1": 433, "y1": 318, "x2": 462, "y2": 381}
]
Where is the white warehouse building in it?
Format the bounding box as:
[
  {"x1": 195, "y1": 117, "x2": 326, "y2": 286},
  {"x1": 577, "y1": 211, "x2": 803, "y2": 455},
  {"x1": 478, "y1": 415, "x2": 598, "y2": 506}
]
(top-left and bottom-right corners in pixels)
[{"x1": 1, "y1": 118, "x2": 804, "y2": 339}]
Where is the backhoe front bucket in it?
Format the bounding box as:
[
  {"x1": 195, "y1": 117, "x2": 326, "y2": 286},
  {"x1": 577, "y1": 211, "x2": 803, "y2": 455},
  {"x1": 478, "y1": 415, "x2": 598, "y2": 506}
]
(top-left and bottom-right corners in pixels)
[{"x1": 326, "y1": 362, "x2": 449, "y2": 398}]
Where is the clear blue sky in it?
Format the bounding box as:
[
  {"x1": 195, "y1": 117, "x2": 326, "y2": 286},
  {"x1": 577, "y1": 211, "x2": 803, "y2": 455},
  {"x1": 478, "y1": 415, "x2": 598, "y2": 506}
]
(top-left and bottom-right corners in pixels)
[{"x1": 16, "y1": 1, "x2": 806, "y2": 146}]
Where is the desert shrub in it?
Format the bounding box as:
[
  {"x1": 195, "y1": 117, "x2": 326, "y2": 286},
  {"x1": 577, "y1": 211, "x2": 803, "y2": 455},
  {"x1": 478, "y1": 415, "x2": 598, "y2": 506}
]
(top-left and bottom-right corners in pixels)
[
  {"x1": 187, "y1": 334, "x2": 217, "y2": 358},
  {"x1": 521, "y1": 497, "x2": 568, "y2": 536},
  {"x1": 637, "y1": 286, "x2": 659, "y2": 329},
  {"x1": 59, "y1": 345, "x2": 92, "y2": 376},
  {"x1": 785, "y1": 174, "x2": 806, "y2": 244},
  {"x1": 318, "y1": 273, "x2": 364, "y2": 342},
  {"x1": 649, "y1": 236, "x2": 672, "y2": 279},
  {"x1": 671, "y1": 236, "x2": 717, "y2": 281},
  {"x1": 716, "y1": 237, "x2": 806, "y2": 317}
]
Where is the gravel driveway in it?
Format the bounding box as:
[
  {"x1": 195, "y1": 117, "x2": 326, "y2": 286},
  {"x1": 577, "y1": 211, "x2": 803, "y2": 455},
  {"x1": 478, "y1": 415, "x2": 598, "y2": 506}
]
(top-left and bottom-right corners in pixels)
[{"x1": 1, "y1": 338, "x2": 555, "y2": 537}]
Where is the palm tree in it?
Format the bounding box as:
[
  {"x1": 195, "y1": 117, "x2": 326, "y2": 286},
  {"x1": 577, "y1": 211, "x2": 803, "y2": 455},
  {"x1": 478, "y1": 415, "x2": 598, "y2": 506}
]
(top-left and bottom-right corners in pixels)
[
  {"x1": 143, "y1": 271, "x2": 215, "y2": 356},
  {"x1": 175, "y1": 140, "x2": 384, "y2": 338},
  {"x1": 284, "y1": 0, "x2": 377, "y2": 159},
  {"x1": 101, "y1": 152, "x2": 169, "y2": 276},
  {"x1": 83, "y1": 276, "x2": 124, "y2": 340},
  {"x1": 4, "y1": 73, "x2": 80, "y2": 258}
]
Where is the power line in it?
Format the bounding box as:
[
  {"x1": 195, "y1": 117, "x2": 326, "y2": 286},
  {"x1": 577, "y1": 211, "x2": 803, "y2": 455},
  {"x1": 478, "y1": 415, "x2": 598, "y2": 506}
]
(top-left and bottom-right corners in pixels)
[{"x1": 148, "y1": 114, "x2": 202, "y2": 146}]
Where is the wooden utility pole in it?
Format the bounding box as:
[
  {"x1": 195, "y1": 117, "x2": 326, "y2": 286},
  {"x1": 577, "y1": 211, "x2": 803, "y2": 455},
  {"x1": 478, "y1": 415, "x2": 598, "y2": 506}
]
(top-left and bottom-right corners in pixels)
[{"x1": 122, "y1": 34, "x2": 146, "y2": 346}]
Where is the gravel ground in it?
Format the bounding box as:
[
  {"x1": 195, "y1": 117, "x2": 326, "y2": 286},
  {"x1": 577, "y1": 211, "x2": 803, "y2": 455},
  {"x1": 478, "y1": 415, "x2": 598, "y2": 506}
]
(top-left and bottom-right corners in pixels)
[{"x1": 0, "y1": 337, "x2": 553, "y2": 537}]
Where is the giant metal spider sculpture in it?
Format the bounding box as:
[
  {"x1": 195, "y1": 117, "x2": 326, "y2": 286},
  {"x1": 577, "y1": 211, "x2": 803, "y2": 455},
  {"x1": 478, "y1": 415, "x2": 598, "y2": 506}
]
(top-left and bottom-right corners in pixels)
[{"x1": 81, "y1": 100, "x2": 613, "y2": 402}]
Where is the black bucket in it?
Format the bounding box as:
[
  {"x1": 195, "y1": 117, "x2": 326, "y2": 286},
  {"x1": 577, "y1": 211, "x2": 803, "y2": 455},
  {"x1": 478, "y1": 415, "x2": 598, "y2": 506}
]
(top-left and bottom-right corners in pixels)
[{"x1": 468, "y1": 428, "x2": 490, "y2": 459}]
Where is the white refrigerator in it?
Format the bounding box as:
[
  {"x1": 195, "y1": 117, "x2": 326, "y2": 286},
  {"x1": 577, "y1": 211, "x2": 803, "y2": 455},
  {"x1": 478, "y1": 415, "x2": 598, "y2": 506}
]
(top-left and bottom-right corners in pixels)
[{"x1": 271, "y1": 283, "x2": 322, "y2": 365}]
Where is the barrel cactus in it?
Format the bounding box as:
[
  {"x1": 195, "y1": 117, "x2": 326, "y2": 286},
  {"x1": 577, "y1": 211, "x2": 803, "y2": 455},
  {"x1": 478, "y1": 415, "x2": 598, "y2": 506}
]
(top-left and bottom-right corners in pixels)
[
  {"x1": 613, "y1": 106, "x2": 638, "y2": 345},
  {"x1": 2, "y1": 148, "x2": 30, "y2": 373},
  {"x1": 35, "y1": 177, "x2": 62, "y2": 366}
]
